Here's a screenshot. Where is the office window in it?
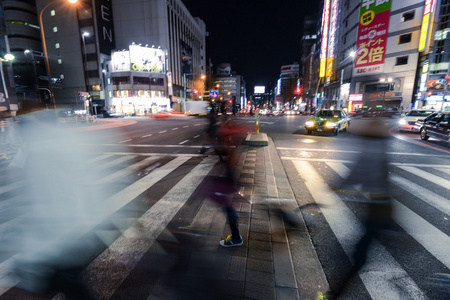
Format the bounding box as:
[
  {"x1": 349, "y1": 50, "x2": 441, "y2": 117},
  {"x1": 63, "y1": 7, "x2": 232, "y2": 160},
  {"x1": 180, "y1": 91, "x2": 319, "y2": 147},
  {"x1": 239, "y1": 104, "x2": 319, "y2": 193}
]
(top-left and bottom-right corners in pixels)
[
  {"x1": 402, "y1": 10, "x2": 414, "y2": 22},
  {"x1": 396, "y1": 56, "x2": 408, "y2": 65},
  {"x1": 50, "y1": 10, "x2": 55, "y2": 16},
  {"x1": 398, "y1": 33, "x2": 412, "y2": 44},
  {"x1": 55, "y1": 43, "x2": 60, "y2": 49},
  {"x1": 53, "y1": 26, "x2": 58, "y2": 33}
]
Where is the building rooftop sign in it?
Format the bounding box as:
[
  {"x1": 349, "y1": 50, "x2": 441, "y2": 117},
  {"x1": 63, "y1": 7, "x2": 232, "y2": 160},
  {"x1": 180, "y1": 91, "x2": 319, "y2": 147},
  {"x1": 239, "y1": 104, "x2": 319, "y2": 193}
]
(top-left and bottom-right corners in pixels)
[{"x1": 112, "y1": 45, "x2": 166, "y2": 73}]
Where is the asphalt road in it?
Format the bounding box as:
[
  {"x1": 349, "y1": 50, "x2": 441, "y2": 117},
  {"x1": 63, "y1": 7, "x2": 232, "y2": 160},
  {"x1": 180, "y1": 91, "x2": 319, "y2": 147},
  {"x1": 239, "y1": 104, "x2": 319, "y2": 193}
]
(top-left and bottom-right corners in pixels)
[{"x1": 0, "y1": 113, "x2": 448, "y2": 299}]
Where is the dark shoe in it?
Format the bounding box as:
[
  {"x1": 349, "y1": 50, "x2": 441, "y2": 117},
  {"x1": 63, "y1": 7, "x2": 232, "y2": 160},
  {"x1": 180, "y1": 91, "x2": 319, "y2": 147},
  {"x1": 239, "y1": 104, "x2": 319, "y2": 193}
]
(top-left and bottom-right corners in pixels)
[{"x1": 219, "y1": 235, "x2": 243, "y2": 247}]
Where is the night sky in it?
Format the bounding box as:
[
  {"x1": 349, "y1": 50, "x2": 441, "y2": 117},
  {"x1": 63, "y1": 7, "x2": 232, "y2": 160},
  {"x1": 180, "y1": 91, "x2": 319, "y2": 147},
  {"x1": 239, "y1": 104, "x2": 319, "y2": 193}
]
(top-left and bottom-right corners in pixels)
[{"x1": 184, "y1": 0, "x2": 321, "y2": 93}]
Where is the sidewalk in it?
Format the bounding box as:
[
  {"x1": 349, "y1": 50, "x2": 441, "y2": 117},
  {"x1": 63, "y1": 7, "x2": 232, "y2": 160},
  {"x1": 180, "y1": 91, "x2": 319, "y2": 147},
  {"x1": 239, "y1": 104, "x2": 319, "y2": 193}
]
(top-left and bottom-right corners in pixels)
[{"x1": 212, "y1": 133, "x2": 329, "y2": 299}]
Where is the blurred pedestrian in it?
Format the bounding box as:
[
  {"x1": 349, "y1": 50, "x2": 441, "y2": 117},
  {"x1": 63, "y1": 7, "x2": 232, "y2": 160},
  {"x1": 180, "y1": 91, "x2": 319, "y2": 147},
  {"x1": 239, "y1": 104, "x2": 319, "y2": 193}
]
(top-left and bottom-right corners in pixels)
[
  {"x1": 318, "y1": 118, "x2": 393, "y2": 300},
  {"x1": 6, "y1": 109, "x2": 124, "y2": 299},
  {"x1": 200, "y1": 116, "x2": 244, "y2": 247}
]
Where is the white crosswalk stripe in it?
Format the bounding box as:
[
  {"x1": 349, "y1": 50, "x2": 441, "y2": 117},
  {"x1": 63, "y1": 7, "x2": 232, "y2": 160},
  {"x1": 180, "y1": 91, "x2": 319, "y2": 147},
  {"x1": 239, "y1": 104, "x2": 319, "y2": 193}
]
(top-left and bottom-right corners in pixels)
[
  {"x1": 0, "y1": 153, "x2": 219, "y2": 297},
  {"x1": 294, "y1": 160, "x2": 426, "y2": 300},
  {"x1": 87, "y1": 156, "x2": 216, "y2": 299},
  {"x1": 327, "y1": 162, "x2": 450, "y2": 269},
  {"x1": 397, "y1": 166, "x2": 450, "y2": 190}
]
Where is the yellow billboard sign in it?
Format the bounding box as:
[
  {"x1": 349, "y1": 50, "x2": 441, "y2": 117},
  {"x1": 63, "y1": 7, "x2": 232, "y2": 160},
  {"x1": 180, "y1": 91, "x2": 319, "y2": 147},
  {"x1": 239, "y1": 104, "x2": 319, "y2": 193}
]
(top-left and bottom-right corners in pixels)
[{"x1": 419, "y1": 0, "x2": 437, "y2": 52}]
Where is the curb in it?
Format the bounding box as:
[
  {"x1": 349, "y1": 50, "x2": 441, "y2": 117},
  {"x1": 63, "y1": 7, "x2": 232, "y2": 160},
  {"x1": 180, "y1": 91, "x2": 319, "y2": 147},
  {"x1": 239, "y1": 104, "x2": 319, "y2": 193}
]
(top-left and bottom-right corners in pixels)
[{"x1": 246, "y1": 133, "x2": 269, "y2": 146}]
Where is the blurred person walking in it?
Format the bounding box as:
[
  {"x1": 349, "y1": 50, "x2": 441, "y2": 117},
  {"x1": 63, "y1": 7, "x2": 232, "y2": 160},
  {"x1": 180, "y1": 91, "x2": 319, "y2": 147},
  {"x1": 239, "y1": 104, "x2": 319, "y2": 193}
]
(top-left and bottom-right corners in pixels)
[
  {"x1": 5, "y1": 109, "x2": 118, "y2": 300},
  {"x1": 318, "y1": 118, "x2": 393, "y2": 300}
]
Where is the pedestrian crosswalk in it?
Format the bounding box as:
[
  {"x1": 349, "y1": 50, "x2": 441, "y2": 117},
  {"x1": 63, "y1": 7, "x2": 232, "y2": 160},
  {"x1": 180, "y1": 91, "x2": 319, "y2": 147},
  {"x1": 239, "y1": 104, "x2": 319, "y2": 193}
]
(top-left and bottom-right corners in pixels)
[
  {"x1": 0, "y1": 152, "x2": 223, "y2": 299},
  {"x1": 286, "y1": 156, "x2": 450, "y2": 299},
  {"x1": 0, "y1": 148, "x2": 449, "y2": 299}
]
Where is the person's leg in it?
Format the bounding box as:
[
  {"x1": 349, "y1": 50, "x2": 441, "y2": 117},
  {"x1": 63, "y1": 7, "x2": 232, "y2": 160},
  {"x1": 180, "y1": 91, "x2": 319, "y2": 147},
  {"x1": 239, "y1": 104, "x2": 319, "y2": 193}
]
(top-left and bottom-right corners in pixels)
[{"x1": 219, "y1": 206, "x2": 242, "y2": 247}]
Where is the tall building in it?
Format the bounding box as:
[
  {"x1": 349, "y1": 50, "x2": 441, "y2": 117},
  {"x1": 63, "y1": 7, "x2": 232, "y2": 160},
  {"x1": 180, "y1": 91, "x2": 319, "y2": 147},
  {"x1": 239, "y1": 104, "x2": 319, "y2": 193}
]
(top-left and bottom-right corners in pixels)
[
  {"x1": 415, "y1": 0, "x2": 450, "y2": 111},
  {"x1": 214, "y1": 63, "x2": 245, "y2": 111},
  {"x1": 275, "y1": 63, "x2": 299, "y2": 107},
  {"x1": 35, "y1": 0, "x2": 112, "y2": 110},
  {"x1": 2, "y1": 0, "x2": 46, "y2": 108},
  {"x1": 300, "y1": 16, "x2": 319, "y2": 64},
  {"x1": 320, "y1": 0, "x2": 425, "y2": 111},
  {"x1": 111, "y1": 0, "x2": 207, "y2": 113},
  {"x1": 0, "y1": 2, "x2": 18, "y2": 116},
  {"x1": 33, "y1": 0, "x2": 206, "y2": 114}
]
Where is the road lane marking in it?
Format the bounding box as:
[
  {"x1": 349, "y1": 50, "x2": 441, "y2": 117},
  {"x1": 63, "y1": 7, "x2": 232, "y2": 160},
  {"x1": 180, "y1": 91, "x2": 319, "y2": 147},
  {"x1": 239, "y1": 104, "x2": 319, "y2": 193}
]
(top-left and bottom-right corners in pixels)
[
  {"x1": 277, "y1": 147, "x2": 449, "y2": 157},
  {"x1": 281, "y1": 157, "x2": 450, "y2": 168},
  {"x1": 96, "y1": 144, "x2": 203, "y2": 148},
  {"x1": 96, "y1": 156, "x2": 163, "y2": 185},
  {"x1": 437, "y1": 168, "x2": 450, "y2": 175},
  {"x1": 97, "y1": 156, "x2": 136, "y2": 172},
  {"x1": 88, "y1": 154, "x2": 115, "y2": 163},
  {"x1": 327, "y1": 162, "x2": 450, "y2": 270},
  {"x1": 398, "y1": 166, "x2": 450, "y2": 190},
  {"x1": 183, "y1": 125, "x2": 189, "y2": 128},
  {"x1": 141, "y1": 134, "x2": 152, "y2": 138},
  {"x1": 158, "y1": 130, "x2": 167, "y2": 134},
  {"x1": 194, "y1": 124, "x2": 201, "y2": 126},
  {"x1": 179, "y1": 140, "x2": 189, "y2": 145},
  {"x1": 390, "y1": 175, "x2": 450, "y2": 216},
  {"x1": 86, "y1": 156, "x2": 217, "y2": 300},
  {"x1": 95, "y1": 152, "x2": 206, "y2": 157},
  {"x1": 294, "y1": 161, "x2": 426, "y2": 300},
  {"x1": 193, "y1": 135, "x2": 200, "y2": 139},
  {"x1": 0, "y1": 156, "x2": 194, "y2": 297},
  {"x1": 172, "y1": 128, "x2": 179, "y2": 130},
  {"x1": 118, "y1": 139, "x2": 132, "y2": 143}
]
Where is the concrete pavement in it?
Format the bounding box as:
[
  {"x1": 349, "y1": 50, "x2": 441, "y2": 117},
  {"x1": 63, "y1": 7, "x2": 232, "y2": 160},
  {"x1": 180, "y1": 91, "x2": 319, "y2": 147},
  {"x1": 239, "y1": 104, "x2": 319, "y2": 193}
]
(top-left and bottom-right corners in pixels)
[{"x1": 211, "y1": 133, "x2": 329, "y2": 299}]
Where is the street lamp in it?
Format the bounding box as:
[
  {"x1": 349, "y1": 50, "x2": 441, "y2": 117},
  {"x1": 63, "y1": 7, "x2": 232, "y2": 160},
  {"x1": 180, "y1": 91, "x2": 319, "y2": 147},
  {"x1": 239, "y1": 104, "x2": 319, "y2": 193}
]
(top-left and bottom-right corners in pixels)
[
  {"x1": 39, "y1": 0, "x2": 78, "y2": 109},
  {"x1": 81, "y1": 31, "x2": 91, "y2": 114}
]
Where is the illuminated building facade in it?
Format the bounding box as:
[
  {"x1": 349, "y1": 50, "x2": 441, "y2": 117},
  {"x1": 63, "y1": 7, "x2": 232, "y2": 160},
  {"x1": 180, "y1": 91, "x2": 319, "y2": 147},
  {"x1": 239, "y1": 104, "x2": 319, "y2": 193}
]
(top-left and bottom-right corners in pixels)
[
  {"x1": 415, "y1": 0, "x2": 450, "y2": 111},
  {"x1": 320, "y1": 0, "x2": 426, "y2": 111},
  {"x1": 112, "y1": 0, "x2": 207, "y2": 113}
]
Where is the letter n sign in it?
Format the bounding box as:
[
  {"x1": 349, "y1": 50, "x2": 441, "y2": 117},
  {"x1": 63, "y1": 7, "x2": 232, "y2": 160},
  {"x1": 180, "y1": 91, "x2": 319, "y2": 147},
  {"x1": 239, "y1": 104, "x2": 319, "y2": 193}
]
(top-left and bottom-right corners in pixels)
[{"x1": 95, "y1": 0, "x2": 115, "y2": 55}]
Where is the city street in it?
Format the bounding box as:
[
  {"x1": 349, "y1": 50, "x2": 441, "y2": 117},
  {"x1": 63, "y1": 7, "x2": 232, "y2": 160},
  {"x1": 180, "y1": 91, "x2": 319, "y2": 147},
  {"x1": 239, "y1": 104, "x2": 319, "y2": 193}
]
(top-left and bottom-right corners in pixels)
[{"x1": 0, "y1": 114, "x2": 449, "y2": 299}]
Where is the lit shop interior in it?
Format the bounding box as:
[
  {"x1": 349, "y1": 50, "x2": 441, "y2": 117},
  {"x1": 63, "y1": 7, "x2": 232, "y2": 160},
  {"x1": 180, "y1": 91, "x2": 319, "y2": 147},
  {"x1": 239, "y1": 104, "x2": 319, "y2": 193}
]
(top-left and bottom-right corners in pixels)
[{"x1": 110, "y1": 45, "x2": 170, "y2": 115}]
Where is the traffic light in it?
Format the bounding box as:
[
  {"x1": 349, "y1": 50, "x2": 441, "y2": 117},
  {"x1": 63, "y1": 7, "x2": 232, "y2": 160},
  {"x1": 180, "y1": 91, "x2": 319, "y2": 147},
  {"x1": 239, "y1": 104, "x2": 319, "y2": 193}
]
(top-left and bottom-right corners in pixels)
[
  {"x1": 229, "y1": 100, "x2": 232, "y2": 104},
  {"x1": 193, "y1": 89, "x2": 198, "y2": 94}
]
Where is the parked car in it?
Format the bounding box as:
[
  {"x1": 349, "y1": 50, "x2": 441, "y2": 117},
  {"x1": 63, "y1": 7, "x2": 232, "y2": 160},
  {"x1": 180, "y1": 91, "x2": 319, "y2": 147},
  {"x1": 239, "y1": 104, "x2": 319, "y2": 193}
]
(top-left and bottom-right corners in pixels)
[
  {"x1": 420, "y1": 111, "x2": 450, "y2": 144},
  {"x1": 304, "y1": 109, "x2": 351, "y2": 135},
  {"x1": 398, "y1": 110, "x2": 434, "y2": 132},
  {"x1": 362, "y1": 107, "x2": 397, "y2": 118},
  {"x1": 99, "y1": 110, "x2": 125, "y2": 118}
]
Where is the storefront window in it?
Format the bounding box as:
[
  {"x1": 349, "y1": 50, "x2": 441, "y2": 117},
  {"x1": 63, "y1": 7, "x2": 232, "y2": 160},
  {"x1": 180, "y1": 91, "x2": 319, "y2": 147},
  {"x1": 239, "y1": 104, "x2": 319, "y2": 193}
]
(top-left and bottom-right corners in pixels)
[
  {"x1": 365, "y1": 83, "x2": 395, "y2": 93},
  {"x1": 150, "y1": 77, "x2": 164, "y2": 86},
  {"x1": 134, "y1": 90, "x2": 151, "y2": 97},
  {"x1": 134, "y1": 77, "x2": 150, "y2": 84},
  {"x1": 112, "y1": 76, "x2": 130, "y2": 85},
  {"x1": 113, "y1": 90, "x2": 130, "y2": 97}
]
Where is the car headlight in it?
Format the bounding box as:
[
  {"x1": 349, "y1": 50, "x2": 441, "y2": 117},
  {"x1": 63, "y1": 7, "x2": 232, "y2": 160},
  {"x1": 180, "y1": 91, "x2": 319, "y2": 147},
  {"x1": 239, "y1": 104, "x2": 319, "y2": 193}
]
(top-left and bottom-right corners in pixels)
[
  {"x1": 325, "y1": 122, "x2": 336, "y2": 128},
  {"x1": 399, "y1": 119, "x2": 407, "y2": 125},
  {"x1": 305, "y1": 121, "x2": 314, "y2": 126}
]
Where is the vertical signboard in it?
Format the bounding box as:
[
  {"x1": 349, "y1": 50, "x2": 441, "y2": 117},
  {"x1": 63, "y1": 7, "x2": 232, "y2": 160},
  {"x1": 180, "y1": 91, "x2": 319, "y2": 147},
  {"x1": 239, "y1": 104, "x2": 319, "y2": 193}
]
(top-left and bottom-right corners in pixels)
[
  {"x1": 112, "y1": 51, "x2": 130, "y2": 72},
  {"x1": 419, "y1": 0, "x2": 437, "y2": 52},
  {"x1": 319, "y1": 0, "x2": 331, "y2": 78},
  {"x1": 353, "y1": 0, "x2": 392, "y2": 76},
  {"x1": 326, "y1": 0, "x2": 339, "y2": 78},
  {"x1": 95, "y1": 0, "x2": 115, "y2": 55},
  {"x1": 180, "y1": 41, "x2": 192, "y2": 74}
]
